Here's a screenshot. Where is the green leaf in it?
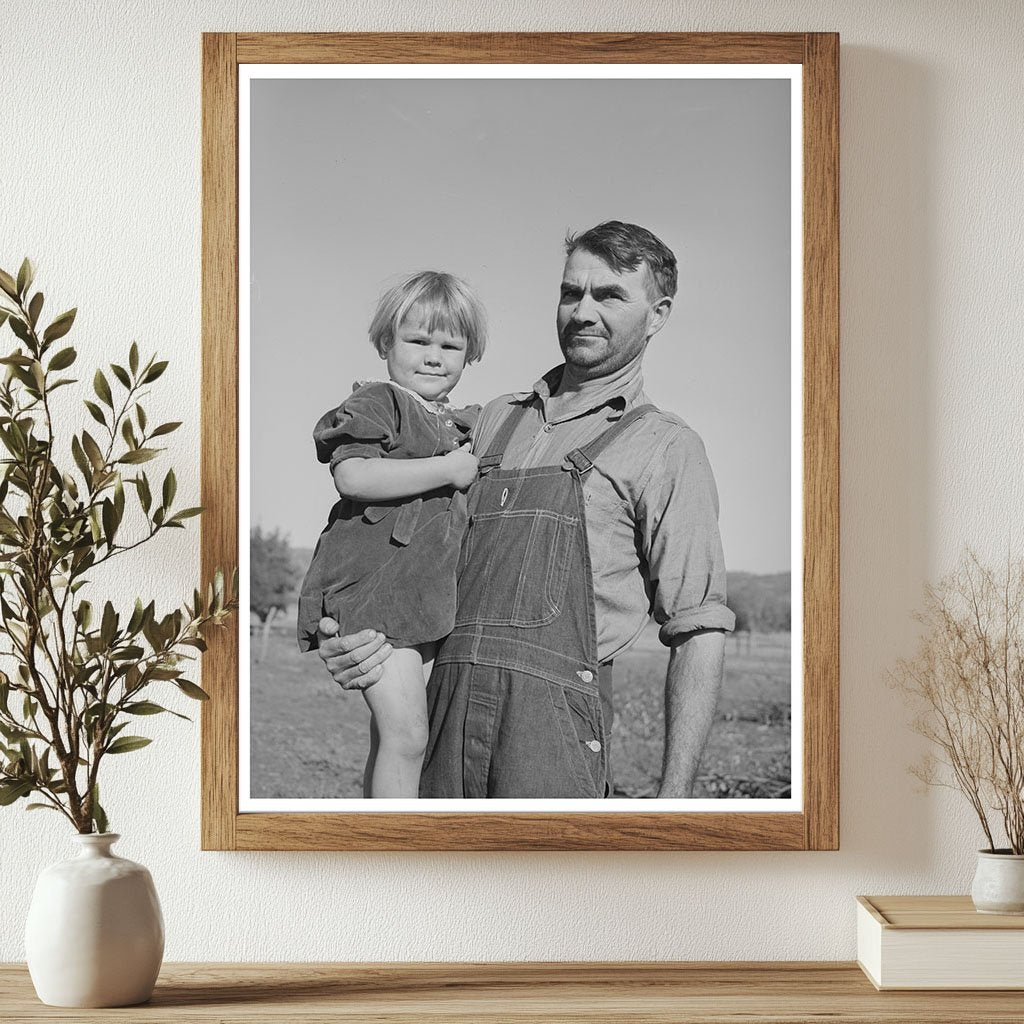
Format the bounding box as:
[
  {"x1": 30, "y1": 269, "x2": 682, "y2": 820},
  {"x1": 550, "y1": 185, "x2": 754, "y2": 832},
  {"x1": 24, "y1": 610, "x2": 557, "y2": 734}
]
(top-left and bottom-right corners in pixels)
[
  {"x1": 110, "y1": 363, "x2": 131, "y2": 389},
  {"x1": 126, "y1": 598, "x2": 146, "y2": 635},
  {"x1": 81, "y1": 431, "x2": 105, "y2": 472},
  {"x1": 0, "y1": 722, "x2": 28, "y2": 743},
  {"x1": 142, "y1": 360, "x2": 168, "y2": 383},
  {"x1": 27, "y1": 292, "x2": 43, "y2": 328},
  {"x1": 136, "y1": 473, "x2": 152, "y2": 513},
  {"x1": 124, "y1": 700, "x2": 178, "y2": 717},
  {"x1": 93, "y1": 369, "x2": 113, "y2": 409},
  {"x1": 147, "y1": 667, "x2": 180, "y2": 680},
  {"x1": 136, "y1": 404, "x2": 147, "y2": 432},
  {"x1": 175, "y1": 679, "x2": 210, "y2": 701},
  {"x1": 129, "y1": 342, "x2": 139, "y2": 375},
  {"x1": 124, "y1": 701, "x2": 165, "y2": 715},
  {"x1": 110, "y1": 644, "x2": 144, "y2": 661},
  {"x1": 42, "y1": 308, "x2": 76, "y2": 344},
  {"x1": 71, "y1": 435, "x2": 92, "y2": 482},
  {"x1": 101, "y1": 498, "x2": 116, "y2": 545},
  {"x1": 150, "y1": 421, "x2": 181, "y2": 438},
  {"x1": 26, "y1": 802, "x2": 61, "y2": 813},
  {"x1": 162, "y1": 468, "x2": 176, "y2": 508},
  {"x1": 118, "y1": 448, "x2": 157, "y2": 465},
  {"x1": 121, "y1": 419, "x2": 137, "y2": 449},
  {"x1": 84, "y1": 400, "x2": 107, "y2": 427},
  {"x1": 8, "y1": 317, "x2": 31, "y2": 344},
  {"x1": 100, "y1": 602, "x2": 117, "y2": 647},
  {"x1": 16, "y1": 258, "x2": 34, "y2": 298},
  {"x1": 105, "y1": 735, "x2": 152, "y2": 755},
  {"x1": 0, "y1": 309, "x2": 9, "y2": 330},
  {"x1": 0, "y1": 779, "x2": 33, "y2": 805},
  {"x1": 48, "y1": 346, "x2": 76, "y2": 371},
  {"x1": 0, "y1": 269, "x2": 18, "y2": 300},
  {"x1": 91, "y1": 785, "x2": 108, "y2": 834},
  {"x1": 168, "y1": 507, "x2": 202, "y2": 524},
  {"x1": 83, "y1": 700, "x2": 115, "y2": 728}
]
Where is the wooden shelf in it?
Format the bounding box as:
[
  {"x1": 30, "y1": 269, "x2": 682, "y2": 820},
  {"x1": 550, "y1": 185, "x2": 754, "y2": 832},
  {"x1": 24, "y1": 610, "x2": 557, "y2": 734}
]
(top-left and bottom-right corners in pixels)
[{"x1": 3, "y1": 962, "x2": 1024, "y2": 1022}]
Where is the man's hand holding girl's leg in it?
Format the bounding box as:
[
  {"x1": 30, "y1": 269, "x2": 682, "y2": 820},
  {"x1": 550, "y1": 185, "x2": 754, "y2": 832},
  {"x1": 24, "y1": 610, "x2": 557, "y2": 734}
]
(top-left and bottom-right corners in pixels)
[{"x1": 316, "y1": 619, "x2": 394, "y2": 690}]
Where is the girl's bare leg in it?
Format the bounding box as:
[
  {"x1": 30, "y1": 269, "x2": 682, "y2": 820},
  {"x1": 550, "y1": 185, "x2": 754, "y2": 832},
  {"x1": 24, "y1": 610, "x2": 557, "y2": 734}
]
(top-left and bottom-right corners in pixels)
[{"x1": 362, "y1": 644, "x2": 434, "y2": 798}]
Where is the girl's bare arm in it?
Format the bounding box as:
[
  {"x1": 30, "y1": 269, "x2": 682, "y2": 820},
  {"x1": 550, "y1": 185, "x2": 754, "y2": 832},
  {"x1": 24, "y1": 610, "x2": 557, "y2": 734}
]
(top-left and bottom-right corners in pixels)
[{"x1": 333, "y1": 448, "x2": 477, "y2": 501}]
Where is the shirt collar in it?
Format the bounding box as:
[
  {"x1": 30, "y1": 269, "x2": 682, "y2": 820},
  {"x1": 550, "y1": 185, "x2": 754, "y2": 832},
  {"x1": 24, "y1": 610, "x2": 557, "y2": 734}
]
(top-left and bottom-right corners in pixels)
[
  {"x1": 512, "y1": 363, "x2": 645, "y2": 421},
  {"x1": 353, "y1": 378, "x2": 450, "y2": 413}
]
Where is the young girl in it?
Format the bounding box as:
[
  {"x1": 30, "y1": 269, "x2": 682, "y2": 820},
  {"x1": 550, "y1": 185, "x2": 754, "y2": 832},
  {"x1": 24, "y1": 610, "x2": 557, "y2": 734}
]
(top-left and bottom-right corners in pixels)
[{"x1": 297, "y1": 271, "x2": 485, "y2": 798}]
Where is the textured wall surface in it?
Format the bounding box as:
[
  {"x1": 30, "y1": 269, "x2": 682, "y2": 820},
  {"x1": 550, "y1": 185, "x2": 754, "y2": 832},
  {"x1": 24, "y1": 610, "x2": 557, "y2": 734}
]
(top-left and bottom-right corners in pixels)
[{"x1": 2, "y1": 1, "x2": 1023, "y2": 961}]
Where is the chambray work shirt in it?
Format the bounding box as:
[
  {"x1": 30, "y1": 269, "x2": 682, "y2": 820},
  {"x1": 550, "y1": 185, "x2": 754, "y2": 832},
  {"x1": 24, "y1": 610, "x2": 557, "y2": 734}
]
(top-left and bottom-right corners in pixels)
[{"x1": 472, "y1": 365, "x2": 735, "y2": 662}]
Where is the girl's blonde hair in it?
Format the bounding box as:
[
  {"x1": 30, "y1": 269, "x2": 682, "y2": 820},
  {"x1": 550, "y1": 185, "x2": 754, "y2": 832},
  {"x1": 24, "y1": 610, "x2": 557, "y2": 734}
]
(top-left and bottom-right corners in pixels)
[{"x1": 369, "y1": 271, "x2": 487, "y2": 364}]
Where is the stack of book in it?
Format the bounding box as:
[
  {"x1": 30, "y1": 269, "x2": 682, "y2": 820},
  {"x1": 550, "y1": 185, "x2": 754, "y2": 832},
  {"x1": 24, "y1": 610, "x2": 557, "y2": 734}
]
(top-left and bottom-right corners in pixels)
[{"x1": 857, "y1": 895, "x2": 1024, "y2": 990}]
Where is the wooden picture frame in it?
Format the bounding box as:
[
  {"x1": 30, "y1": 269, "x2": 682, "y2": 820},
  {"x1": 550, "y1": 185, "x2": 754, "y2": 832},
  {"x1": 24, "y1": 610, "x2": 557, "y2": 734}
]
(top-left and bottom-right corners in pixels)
[{"x1": 201, "y1": 32, "x2": 839, "y2": 851}]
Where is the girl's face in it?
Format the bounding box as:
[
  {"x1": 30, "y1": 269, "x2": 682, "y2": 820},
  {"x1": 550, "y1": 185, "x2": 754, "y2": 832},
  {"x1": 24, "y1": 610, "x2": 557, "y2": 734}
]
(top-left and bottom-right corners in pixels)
[{"x1": 385, "y1": 305, "x2": 468, "y2": 403}]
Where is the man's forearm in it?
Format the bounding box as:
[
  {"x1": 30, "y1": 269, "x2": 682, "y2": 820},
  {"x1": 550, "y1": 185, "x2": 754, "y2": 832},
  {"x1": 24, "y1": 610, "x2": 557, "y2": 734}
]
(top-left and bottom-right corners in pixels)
[{"x1": 659, "y1": 629, "x2": 725, "y2": 798}]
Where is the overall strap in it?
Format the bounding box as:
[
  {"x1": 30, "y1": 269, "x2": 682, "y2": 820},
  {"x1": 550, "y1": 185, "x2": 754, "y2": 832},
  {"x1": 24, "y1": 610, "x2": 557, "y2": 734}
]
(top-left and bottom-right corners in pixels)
[
  {"x1": 563, "y1": 403, "x2": 658, "y2": 475},
  {"x1": 477, "y1": 400, "x2": 532, "y2": 471}
]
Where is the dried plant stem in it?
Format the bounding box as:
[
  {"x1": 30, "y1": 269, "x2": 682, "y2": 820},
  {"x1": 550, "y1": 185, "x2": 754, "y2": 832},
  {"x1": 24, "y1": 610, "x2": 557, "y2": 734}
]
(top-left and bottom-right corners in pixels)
[{"x1": 895, "y1": 552, "x2": 1024, "y2": 854}]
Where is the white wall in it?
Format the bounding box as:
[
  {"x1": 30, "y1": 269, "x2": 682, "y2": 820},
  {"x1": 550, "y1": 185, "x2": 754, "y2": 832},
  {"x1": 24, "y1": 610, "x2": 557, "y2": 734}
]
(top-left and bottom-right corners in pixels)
[{"x1": 2, "y1": 0, "x2": 1023, "y2": 961}]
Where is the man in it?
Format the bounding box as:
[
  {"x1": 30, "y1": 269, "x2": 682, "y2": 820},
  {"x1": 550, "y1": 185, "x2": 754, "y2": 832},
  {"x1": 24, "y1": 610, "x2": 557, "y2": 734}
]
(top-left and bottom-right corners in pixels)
[{"x1": 319, "y1": 221, "x2": 734, "y2": 798}]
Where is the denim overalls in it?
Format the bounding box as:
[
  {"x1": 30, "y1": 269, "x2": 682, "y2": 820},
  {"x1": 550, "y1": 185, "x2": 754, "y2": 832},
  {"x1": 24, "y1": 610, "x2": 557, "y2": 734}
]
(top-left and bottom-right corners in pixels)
[{"x1": 420, "y1": 400, "x2": 655, "y2": 798}]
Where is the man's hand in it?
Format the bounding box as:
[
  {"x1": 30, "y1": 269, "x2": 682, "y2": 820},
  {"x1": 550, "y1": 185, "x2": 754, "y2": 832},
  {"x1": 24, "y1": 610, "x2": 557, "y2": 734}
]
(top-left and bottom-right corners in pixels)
[
  {"x1": 316, "y1": 618, "x2": 393, "y2": 690},
  {"x1": 443, "y1": 443, "x2": 479, "y2": 490}
]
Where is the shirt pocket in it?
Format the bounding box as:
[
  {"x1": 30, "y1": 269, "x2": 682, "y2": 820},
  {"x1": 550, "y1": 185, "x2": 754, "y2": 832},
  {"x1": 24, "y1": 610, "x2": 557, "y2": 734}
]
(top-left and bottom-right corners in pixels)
[{"x1": 582, "y1": 485, "x2": 636, "y2": 584}]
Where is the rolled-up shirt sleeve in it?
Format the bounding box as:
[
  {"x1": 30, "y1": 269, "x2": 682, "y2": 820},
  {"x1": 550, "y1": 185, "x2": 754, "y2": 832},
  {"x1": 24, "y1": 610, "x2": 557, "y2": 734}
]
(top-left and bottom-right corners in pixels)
[{"x1": 638, "y1": 427, "x2": 735, "y2": 645}]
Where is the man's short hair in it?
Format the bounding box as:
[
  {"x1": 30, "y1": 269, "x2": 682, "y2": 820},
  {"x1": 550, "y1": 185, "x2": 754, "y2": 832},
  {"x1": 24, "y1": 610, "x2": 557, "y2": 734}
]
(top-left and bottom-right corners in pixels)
[
  {"x1": 368, "y1": 270, "x2": 488, "y2": 364},
  {"x1": 565, "y1": 221, "x2": 678, "y2": 299}
]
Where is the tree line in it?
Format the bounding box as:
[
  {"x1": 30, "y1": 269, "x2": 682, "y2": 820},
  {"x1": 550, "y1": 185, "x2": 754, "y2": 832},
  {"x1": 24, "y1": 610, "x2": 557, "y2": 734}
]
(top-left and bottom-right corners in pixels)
[{"x1": 726, "y1": 572, "x2": 791, "y2": 633}]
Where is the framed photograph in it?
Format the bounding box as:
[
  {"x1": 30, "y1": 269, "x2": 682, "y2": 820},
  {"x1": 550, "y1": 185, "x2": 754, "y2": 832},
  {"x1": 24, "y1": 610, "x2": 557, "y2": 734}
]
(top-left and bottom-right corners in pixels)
[{"x1": 201, "y1": 32, "x2": 838, "y2": 850}]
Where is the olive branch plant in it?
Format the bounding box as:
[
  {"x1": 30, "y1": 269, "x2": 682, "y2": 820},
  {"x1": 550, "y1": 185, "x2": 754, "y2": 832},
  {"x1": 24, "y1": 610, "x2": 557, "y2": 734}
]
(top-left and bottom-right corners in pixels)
[
  {"x1": 0, "y1": 259, "x2": 236, "y2": 833},
  {"x1": 894, "y1": 552, "x2": 1024, "y2": 854}
]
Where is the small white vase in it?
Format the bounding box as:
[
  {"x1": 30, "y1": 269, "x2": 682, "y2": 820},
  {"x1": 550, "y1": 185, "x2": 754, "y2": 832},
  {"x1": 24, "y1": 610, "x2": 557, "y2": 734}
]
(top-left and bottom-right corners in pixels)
[
  {"x1": 25, "y1": 833, "x2": 164, "y2": 1007},
  {"x1": 970, "y1": 849, "x2": 1024, "y2": 915}
]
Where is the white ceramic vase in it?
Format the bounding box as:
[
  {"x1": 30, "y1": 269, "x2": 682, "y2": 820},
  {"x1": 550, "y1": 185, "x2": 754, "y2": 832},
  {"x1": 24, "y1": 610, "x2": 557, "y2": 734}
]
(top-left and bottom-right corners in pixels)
[
  {"x1": 970, "y1": 849, "x2": 1024, "y2": 915},
  {"x1": 25, "y1": 833, "x2": 164, "y2": 1007}
]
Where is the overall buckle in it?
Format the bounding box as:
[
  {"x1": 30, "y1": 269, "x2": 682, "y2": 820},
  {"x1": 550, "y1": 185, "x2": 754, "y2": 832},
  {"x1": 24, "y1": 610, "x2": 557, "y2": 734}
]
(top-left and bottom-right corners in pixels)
[{"x1": 562, "y1": 449, "x2": 594, "y2": 475}]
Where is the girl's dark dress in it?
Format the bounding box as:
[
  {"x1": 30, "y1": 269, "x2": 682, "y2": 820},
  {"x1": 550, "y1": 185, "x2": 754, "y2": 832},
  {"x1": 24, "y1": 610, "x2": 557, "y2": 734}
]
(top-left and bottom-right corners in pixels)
[{"x1": 296, "y1": 380, "x2": 479, "y2": 653}]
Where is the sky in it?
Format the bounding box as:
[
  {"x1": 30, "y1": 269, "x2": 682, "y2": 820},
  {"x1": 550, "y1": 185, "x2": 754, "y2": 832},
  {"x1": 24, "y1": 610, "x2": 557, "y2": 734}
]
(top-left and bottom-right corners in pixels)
[{"x1": 248, "y1": 74, "x2": 793, "y2": 575}]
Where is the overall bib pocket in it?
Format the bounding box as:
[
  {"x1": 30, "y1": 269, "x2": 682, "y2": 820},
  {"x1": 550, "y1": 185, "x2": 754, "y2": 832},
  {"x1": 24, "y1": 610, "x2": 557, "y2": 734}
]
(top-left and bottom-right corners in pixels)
[{"x1": 455, "y1": 508, "x2": 576, "y2": 628}]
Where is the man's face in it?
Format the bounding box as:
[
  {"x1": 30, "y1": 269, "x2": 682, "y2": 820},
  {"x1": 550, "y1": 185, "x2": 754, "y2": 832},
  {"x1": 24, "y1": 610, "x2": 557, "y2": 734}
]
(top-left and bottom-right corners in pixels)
[
  {"x1": 385, "y1": 304, "x2": 468, "y2": 403},
  {"x1": 556, "y1": 249, "x2": 671, "y2": 378}
]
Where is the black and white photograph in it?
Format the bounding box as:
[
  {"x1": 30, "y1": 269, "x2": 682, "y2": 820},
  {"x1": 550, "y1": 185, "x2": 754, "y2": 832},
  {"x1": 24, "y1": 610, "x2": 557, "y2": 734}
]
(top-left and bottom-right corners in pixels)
[{"x1": 240, "y1": 65, "x2": 801, "y2": 811}]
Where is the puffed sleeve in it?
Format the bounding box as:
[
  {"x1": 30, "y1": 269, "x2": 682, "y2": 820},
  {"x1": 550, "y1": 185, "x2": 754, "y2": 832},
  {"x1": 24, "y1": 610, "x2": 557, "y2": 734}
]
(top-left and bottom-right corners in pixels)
[
  {"x1": 637, "y1": 425, "x2": 736, "y2": 644},
  {"x1": 312, "y1": 382, "x2": 400, "y2": 469}
]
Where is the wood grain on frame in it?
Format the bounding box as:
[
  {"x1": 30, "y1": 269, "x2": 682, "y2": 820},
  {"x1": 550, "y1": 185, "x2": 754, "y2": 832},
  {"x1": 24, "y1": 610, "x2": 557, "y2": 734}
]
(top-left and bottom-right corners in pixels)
[
  {"x1": 801, "y1": 32, "x2": 840, "y2": 851},
  {"x1": 201, "y1": 32, "x2": 840, "y2": 851},
  {"x1": 200, "y1": 32, "x2": 239, "y2": 851},
  {"x1": 235, "y1": 32, "x2": 807, "y2": 64}
]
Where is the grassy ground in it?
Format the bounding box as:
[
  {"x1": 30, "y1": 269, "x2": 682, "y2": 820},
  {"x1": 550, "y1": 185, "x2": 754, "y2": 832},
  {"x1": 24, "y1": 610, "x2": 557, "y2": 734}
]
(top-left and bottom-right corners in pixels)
[{"x1": 249, "y1": 615, "x2": 791, "y2": 800}]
